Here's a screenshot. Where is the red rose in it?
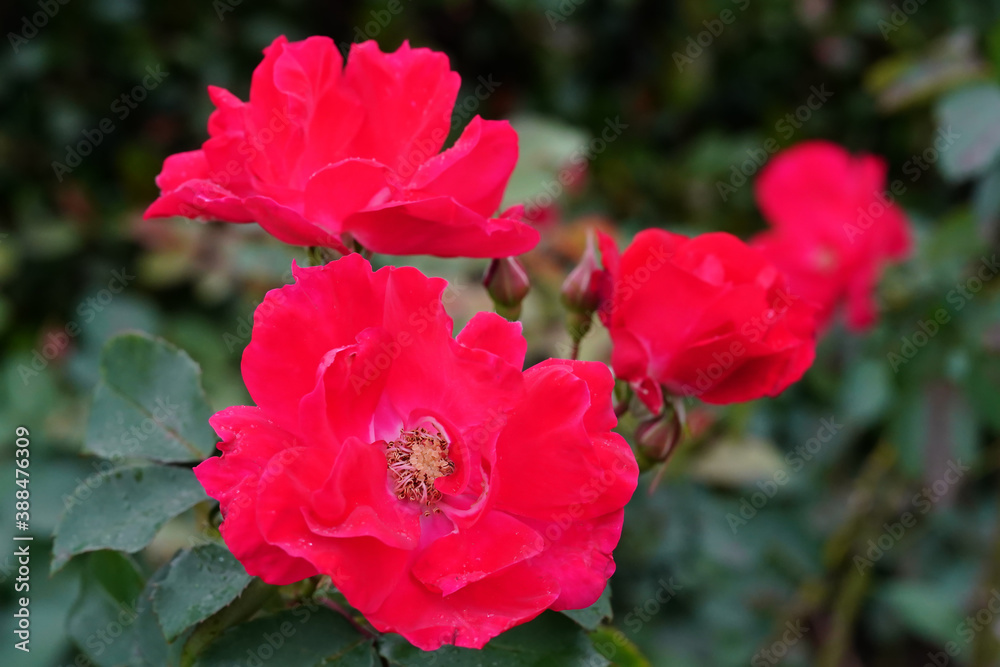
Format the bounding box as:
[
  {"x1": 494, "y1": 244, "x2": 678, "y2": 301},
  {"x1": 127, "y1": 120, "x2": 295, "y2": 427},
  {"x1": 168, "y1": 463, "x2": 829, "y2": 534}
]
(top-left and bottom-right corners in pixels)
[
  {"x1": 145, "y1": 36, "x2": 538, "y2": 258},
  {"x1": 598, "y1": 229, "x2": 817, "y2": 409},
  {"x1": 752, "y1": 141, "x2": 911, "y2": 330},
  {"x1": 194, "y1": 254, "x2": 637, "y2": 650}
]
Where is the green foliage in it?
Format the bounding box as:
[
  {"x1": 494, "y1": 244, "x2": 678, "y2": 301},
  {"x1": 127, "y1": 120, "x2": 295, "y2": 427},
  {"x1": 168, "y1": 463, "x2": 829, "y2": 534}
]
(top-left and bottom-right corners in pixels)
[
  {"x1": 935, "y1": 83, "x2": 1000, "y2": 181},
  {"x1": 67, "y1": 553, "x2": 148, "y2": 667},
  {"x1": 152, "y1": 544, "x2": 253, "y2": 642},
  {"x1": 194, "y1": 608, "x2": 378, "y2": 667},
  {"x1": 561, "y1": 585, "x2": 613, "y2": 631},
  {"x1": 379, "y1": 613, "x2": 610, "y2": 666},
  {"x1": 85, "y1": 332, "x2": 218, "y2": 462},
  {"x1": 52, "y1": 464, "x2": 208, "y2": 571}
]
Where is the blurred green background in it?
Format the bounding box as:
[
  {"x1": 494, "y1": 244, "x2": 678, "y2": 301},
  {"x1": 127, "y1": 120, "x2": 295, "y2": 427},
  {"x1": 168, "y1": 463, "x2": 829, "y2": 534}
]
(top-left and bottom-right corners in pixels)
[{"x1": 4, "y1": 0, "x2": 1000, "y2": 665}]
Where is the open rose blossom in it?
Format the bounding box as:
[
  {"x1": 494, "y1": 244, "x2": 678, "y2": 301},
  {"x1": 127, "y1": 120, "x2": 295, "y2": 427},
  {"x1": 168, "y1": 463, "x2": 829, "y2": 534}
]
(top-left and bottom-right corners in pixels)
[
  {"x1": 752, "y1": 141, "x2": 911, "y2": 330},
  {"x1": 145, "y1": 36, "x2": 538, "y2": 258},
  {"x1": 194, "y1": 254, "x2": 637, "y2": 650},
  {"x1": 597, "y1": 229, "x2": 817, "y2": 409}
]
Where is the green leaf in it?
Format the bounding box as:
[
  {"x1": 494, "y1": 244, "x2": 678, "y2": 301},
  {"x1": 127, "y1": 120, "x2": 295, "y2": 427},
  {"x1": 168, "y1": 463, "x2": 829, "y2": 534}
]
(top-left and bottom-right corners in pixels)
[
  {"x1": 52, "y1": 464, "x2": 208, "y2": 571},
  {"x1": 379, "y1": 612, "x2": 610, "y2": 666},
  {"x1": 153, "y1": 543, "x2": 253, "y2": 642},
  {"x1": 589, "y1": 626, "x2": 652, "y2": 667},
  {"x1": 935, "y1": 83, "x2": 1000, "y2": 182},
  {"x1": 864, "y1": 32, "x2": 987, "y2": 113},
  {"x1": 839, "y1": 360, "x2": 890, "y2": 427},
  {"x1": 973, "y1": 167, "x2": 1000, "y2": 239},
  {"x1": 878, "y1": 582, "x2": 964, "y2": 645},
  {"x1": 88, "y1": 550, "x2": 146, "y2": 605},
  {"x1": 128, "y1": 560, "x2": 178, "y2": 667},
  {"x1": 85, "y1": 331, "x2": 218, "y2": 463},
  {"x1": 562, "y1": 585, "x2": 612, "y2": 630},
  {"x1": 67, "y1": 552, "x2": 146, "y2": 667},
  {"x1": 194, "y1": 606, "x2": 377, "y2": 666}
]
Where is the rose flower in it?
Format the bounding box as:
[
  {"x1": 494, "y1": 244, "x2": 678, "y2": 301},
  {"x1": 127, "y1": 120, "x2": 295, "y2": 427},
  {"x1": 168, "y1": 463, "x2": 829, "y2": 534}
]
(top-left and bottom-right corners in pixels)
[
  {"x1": 146, "y1": 36, "x2": 538, "y2": 258},
  {"x1": 194, "y1": 254, "x2": 637, "y2": 650},
  {"x1": 752, "y1": 141, "x2": 911, "y2": 330},
  {"x1": 598, "y1": 229, "x2": 817, "y2": 409}
]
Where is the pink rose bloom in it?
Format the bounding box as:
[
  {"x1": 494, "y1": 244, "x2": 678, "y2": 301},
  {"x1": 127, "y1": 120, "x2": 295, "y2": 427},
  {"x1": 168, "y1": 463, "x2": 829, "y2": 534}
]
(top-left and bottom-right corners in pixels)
[
  {"x1": 145, "y1": 36, "x2": 538, "y2": 258},
  {"x1": 752, "y1": 141, "x2": 911, "y2": 330},
  {"x1": 194, "y1": 254, "x2": 637, "y2": 650}
]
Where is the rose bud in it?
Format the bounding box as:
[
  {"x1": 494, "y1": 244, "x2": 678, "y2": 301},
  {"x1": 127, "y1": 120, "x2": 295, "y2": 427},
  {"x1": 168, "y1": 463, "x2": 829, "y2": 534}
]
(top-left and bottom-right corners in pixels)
[
  {"x1": 561, "y1": 230, "x2": 605, "y2": 315},
  {"x1": 635, "y1": 411, "x2": 682, "y2": 463},
  {"x1": 483, "y1": 256, "x2": 530, "y2": 320}
]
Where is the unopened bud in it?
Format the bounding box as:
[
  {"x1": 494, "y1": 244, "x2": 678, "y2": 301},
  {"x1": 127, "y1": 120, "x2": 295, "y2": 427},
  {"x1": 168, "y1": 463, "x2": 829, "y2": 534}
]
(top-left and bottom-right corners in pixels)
[
  {"x1": 483, "y1": 257, "x2": 530, "y2": 320},
  {"x1": 635, "y1": 411, "x2": 681, "y2": 463},
  {"x1": 561, "y1": 231, "x2": 606, "y2": 314}
]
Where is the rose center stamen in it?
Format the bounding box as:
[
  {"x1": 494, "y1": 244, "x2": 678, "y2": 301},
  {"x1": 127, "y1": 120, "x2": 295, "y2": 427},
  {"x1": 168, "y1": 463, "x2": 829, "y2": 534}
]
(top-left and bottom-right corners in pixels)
[{"x1": 386, "y1": 428, "x2": 455, "y2": 507}]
